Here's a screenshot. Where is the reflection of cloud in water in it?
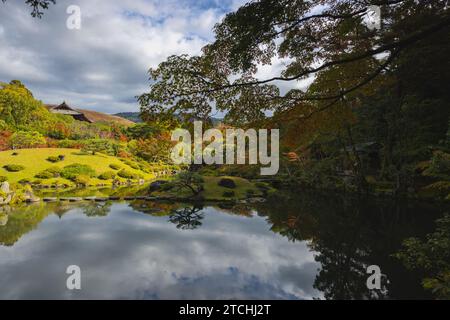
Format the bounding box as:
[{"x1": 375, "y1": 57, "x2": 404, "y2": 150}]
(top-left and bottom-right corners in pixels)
[{"x1": 0, "y1": 204, "x2": 321, "y2": 299}]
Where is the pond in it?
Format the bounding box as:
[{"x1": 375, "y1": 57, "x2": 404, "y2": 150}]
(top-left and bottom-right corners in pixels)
[{"x1": 0, "y1": 191, "x2": 446, "y2": 299}]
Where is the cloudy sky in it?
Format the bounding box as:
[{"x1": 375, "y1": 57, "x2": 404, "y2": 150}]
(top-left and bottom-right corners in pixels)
[{"x1": 0, "y1": 0, "x2": 251, "y2": 114}]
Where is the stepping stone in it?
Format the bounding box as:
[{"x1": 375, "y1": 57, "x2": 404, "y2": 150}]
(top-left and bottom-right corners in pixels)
[
  {"x1": 108, "y1": 196, "x2": 121, "y2": 201},
  {"x1": 59, "y1": 197, "x2": 70, "y2": 201},
  {"x1": 84, "y1": 196, "x2": 97, "y2": 201},
  {"x1": 135, "y1": 196, "x2": 146, "y2": 200},
  {"x1": 94, "y1": 197, "x2": 108, "y2": 202},
  {"x1": 145, "y1": 197, "x2": 157, "y2": 201},
  {"x1": 68, "y1": 197, "x2": 83, "y2": 202},
  {"x1": 43, "y1": 197, "x2": 58, "y2": 202},
  {"x1": 124, "y1": 196, "x2": 136, "y2": 200},
  {"x1": 156, "y1": 196, "x2": 175, "y2": 200}
]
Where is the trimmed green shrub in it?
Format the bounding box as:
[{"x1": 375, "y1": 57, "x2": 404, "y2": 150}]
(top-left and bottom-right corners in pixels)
[
  {"x1": 109, "y1": 164, "x2": 121, "y2": 170},
  {"x1": 0, "y1": 176, "x2": 8, "y2": 183},
  {"x1": 218, "y1": 178, "x2": 236, "y2": 189},
  {"x1": 18, "y1": 178, "x2": 31, "y2": 184},
  {"x1": 98, "y1": 171, "x2": 116, "y2": 180},
  {"x1": 159, "y1": 183, "x2": 175, "y2": 191},
  {"x1": 255, "y1": 182, "x2": 271, "y2": 191},
  {"x1": 61, "y1": 163, "x2": 96, "y2": 181},
  {"x1": 3, "y1": 164, "x2": 25, "y2": 172},
  {"x1": 46, "y1": 156, "x2": 61, "y2": 163},
  {"x1": 46, "y1": 166, "x2": 62, "y2": 176},
  {"x1": 74, "y1": 175, "x2": 90, "y2": 186},
  {"x1": 35, "y1": 171, "x2": 53, "y2": 179},
  {"x1": 199, "y1": 168, "x2": 218, "y2": 176},
  {"x1": 223, "y1": 191, "x2": 235, "y2": 198},
  {"x1": 117, "y1": 169, "x2": 139, "y2": 179},
  {"x1": 125, "y1": 160, "x2": 140, "y2": 170},
  {"x1": 35, "y1": 166, "x2": 62, "y2": 179}
]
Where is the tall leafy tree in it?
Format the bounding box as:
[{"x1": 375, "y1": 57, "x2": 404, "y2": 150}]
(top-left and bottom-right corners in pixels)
[{"x1": 140, "y1": 0, "x2": 449, "y2": 124}]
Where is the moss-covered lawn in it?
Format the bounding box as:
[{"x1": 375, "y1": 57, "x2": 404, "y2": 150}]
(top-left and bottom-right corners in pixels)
[
  {"x1": 0, "y1": 148, "x2": 155, "y2": 186},
  {"x1": 201, "y1": 176, "x2": 262, "y2": 200},
  {"x1": 152, "y1": 175, "x2": 272, "y2": 201}
]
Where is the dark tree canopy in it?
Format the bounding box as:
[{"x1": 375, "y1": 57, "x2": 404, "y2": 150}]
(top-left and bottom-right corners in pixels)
[
  {"x1": 139, "y1": 0, "x2": 449, "y2": 124},
  {"x1": 1, "y1": 0, "x2": 56, "y2": 18}
]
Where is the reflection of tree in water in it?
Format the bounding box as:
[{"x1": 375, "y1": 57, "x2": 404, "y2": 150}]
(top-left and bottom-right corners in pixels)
[
  {"x1": 0, "y1": 203, "x2": 62, "y2": 246},
  {"x1": 257, "y1": 192, "x2": 443, "y2": 299},
  {"x1": 82, "y1": 202, "x2": 112, "y2": 217},
  {"x1": 216, "y1": 203, "x2": 254, "y2": 217},
  {"x1": 129, "y1": 200, "x2": 180, "y2": 216},
  {"x1": 169, "y1": 205, "x2": 204, "y2": 230},
  {"x1": 53, "y1": 203, "x2": 77, "y2": 218}
]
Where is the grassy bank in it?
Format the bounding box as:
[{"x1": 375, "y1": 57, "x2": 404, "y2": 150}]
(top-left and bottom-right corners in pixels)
[
  {"x1": 0, "y1": 148, "x2": 155, "y2": 187},
  {"x1": 151, "y1": 175, "x2": 275, "y2": 201}
]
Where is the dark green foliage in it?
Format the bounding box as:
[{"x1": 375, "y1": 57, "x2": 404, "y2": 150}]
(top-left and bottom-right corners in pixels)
[
  {"x1": 159, "y1": 182, "x2": 174, "y2": 191},
  {"x1": 0, "y1": 176, "x2": 7, "y2": 182},
  {"x1": 60, "y1": 163, "x2": 96, "y2": 181},
  {"x1": 109, "y1": 164, "x2": 121, "y2": 170},
  {"x1": 137, "y1": 0, "x2": 449, "y2": 197},
  {"x1": 255, "y1": 182, "x2": 271, "y2": 191},
  {"x1": 98, "y1": 171, "x2": 116, "y2": 180},
  {"x1": 74, "y1": 175, "x2": 90, "y2": 186},
  {"x1": 172, "y1": 172, "x2": 204, "y2": 196},
  {"x1": 395, "y1": 214, "x2": 450, "y2": 299},
  {"x1": 3, "y1": 164, "x2": 25, "y2": 172},
  {"x1": 126, "y1": 123, "x2": 158, "y2": 139},
  {"x1": 223, "y1": 191, "x2": 235, "y2": 198},
  {"x1": 124, "y1": 160, "x2": 140, "y2": 170},
  {"x1": 140, "y1": 1, "x2": 448, "y2": 125},
  {"x1": 46, "y1": 166, "x2": 61, "y2": 176},
  {"x1": 0, "y1": 81, "x2": 66, "y2": 135},
  {"x1": 198, "y1": 168, "x2": 218, "y2": 176},
  {"x1": 46, "y1": 156, "x2": 61, "y2": 163},
  {"x1": 218, "y1": 178, "x2": 236, "y2": 189},
  {"x1": 246, "y1": 189, "x2": 255, "y2": 196},
  {"x1": 424, "y1": 151, "x2": 450, "y2": 180},
  {"x1": 35, "y1": 166, "x2": 61, "y2": 179},
  {"x1": 117, "y1": 169, "x2": 139, "y2": 179},
  {"x1": 149, "y1": 180, "x2": 168, "y2": 192},
  {"x1": 34, "y1": 171, "x2": 53, "y2": 179},
  {"x1": 81, "y1": 139, "x2": 112, "y2": 155}
]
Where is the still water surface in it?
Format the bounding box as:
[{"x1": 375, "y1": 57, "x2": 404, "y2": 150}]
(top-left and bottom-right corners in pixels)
[{"x1": 0, "y1": 192, "x2": 444, "y2": 299}]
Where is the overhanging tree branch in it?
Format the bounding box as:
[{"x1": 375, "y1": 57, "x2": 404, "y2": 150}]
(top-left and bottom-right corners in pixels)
[{"x1": 172, "y1": 15, "x2": 450, "y2": 98}]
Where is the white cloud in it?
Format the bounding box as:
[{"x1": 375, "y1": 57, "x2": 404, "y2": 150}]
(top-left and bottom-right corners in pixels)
[
  {"x1": 0, "y1": 0, "x2": 229, "y2": 113},
  {"x1": 0, "y1": 0, "x2": 293, "y2": 115}
]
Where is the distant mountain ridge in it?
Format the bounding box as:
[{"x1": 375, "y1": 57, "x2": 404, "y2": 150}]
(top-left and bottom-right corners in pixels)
[
  {"x1": 114, "y1": 112, "x2": 143, "y2": 123},
  {"x1": 114, "y1": 112, "x2": 223, "y2": 126}
]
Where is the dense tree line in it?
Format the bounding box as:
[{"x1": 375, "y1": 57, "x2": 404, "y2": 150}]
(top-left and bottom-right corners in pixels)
[{"x1": 140, "y1": 0, "x2": 449, "y2": 196}]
